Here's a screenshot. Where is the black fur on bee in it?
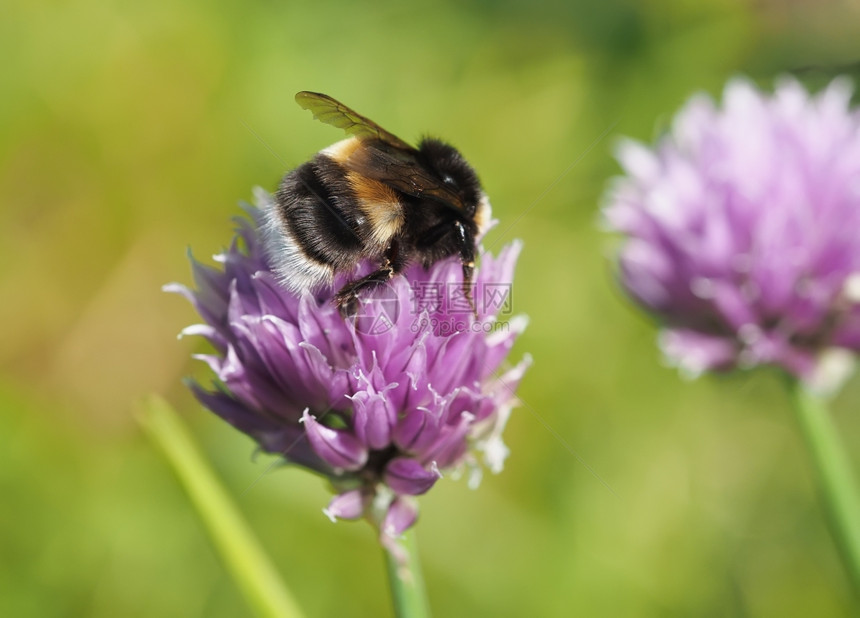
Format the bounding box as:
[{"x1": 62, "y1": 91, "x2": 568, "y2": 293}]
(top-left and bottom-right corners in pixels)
[{"x1": 263, "y1": 92, "x2": 492, "y2": 317}]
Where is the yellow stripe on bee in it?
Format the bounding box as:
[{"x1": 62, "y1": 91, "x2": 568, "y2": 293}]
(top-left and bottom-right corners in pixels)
[
  {"x1": 321, "y1": 137, "x2": 362, "y2": 162},
  {"x1": 346, "y1": 172, "x2": 405, "y2": 246}
]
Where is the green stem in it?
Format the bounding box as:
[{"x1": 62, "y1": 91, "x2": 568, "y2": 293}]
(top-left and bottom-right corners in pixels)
[
  {"x1": 790, "y1": 381, "x2": 860, "y2": 596},
  {"x1": 384, "y1": 528, "x2": 431, "y2": 618},
  {"x1": 139, "y1": 396, "x2": 306, "y2": 618}
]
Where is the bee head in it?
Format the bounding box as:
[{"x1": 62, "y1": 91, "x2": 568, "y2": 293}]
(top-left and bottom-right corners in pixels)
[{"x1": 417, "y1": 138, "x2": 483, "y2": 218}]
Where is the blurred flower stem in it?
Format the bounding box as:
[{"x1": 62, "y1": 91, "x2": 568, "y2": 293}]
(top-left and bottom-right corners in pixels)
[
  {"x1": 139, "y1": 396, "x2": 306, "y2": 618},
  {"x1": 790, "y1": 382, "x2": 860, "y2": 595},
  {"x1": 385, "y1": 528, "x2": 431, "y2": 618}
]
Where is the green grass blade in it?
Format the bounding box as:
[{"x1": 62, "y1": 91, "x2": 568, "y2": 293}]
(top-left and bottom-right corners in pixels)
[
  {"x1": 139, "y1": 396, "x2": 306, "y2": 618},
  {"x1": 791, "y1": 382, "x2": 860, "y2": 596}
]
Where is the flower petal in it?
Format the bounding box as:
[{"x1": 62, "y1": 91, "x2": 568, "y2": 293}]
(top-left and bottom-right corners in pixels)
[
  {"x1": 384, "y1": 458, "x2": 442, "y2": 495},
  {"x1": 323, "y1": 490, "x2": 368, "y2": 522},
  {"x1": 301, "y1": 410, "x2": 368, "y2": 471}
]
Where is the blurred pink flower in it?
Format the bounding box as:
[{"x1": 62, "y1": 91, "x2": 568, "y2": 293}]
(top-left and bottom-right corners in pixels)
[{"x1": 604, "y1": 77, "x2": 860, "y2": 388}]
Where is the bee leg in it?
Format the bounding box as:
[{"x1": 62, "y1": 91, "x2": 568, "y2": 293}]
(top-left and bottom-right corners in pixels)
[
  {"x1": 334, "y1": 242, "x2": 405, "y2": 318},
  {"x1": 462, "y1": 260, "x2": 478, "y2": 320},
  {"x1": 334, "y1": 266, "x2": 395, "y2": 318},
  {"x1": 455, "y1": 221, "x2": 478, "y2": 320}
]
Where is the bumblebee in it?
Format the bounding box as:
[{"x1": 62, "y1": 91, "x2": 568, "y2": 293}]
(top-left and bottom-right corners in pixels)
[{"x1": 263, "y1": 91, "x2": 492, "y2": 316}]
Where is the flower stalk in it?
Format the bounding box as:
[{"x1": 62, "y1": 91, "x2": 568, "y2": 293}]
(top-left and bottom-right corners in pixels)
[
  {"x1": 384, "y1": 529, "x2": 431, "y2": 618},
  {"x1": 139, "y1": 396, "x2": 306, "y2": 618},
  {"x1": 604, "y1": 76, "x2": 860, "y2": 603},
  {"x1": 790, "y1": 381, "x2": 860, "y2": 596}
]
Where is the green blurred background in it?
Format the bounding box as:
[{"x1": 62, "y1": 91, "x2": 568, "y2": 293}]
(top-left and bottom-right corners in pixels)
[{"x1": 4, "y1": 0, "x2": 860, "y2": 616}]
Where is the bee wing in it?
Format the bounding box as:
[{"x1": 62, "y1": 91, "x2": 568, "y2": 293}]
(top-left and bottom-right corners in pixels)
[
  {"x1": 295, "y1": 91, "x2": 414, "y2": 151},
  {"x1": 343, "y1": 147, "x2": 468, "y2": 213},
  {"x1": 296, "y1": 91, "x2": 468, "y2": 214}
]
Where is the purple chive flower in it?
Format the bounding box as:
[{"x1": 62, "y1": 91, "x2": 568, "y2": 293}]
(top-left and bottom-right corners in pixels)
[
  {"x1": 165, "y1": 188, "x2": 529, "y2": 544},
  {"x1": 604, "y1": 77, "x2": 860, "y2": 388}
]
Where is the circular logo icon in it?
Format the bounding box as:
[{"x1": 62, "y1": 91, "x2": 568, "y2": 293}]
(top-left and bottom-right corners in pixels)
[{"x1": 352, "y1": 282, "x2": 401, "y2": 335}]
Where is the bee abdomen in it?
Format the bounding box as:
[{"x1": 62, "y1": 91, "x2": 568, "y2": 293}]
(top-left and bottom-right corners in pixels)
[{"x1": 264, "y1": 155, "x2": 366, "y2": 292}]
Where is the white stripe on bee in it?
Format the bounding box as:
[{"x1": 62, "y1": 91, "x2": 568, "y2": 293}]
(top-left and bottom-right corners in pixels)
[
  {"x1": 474, "y1": 192, "x2": 493, "y2": 236},
  {"x1": 257, "y1": 188, "x2": 334, "y2": 293}
]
